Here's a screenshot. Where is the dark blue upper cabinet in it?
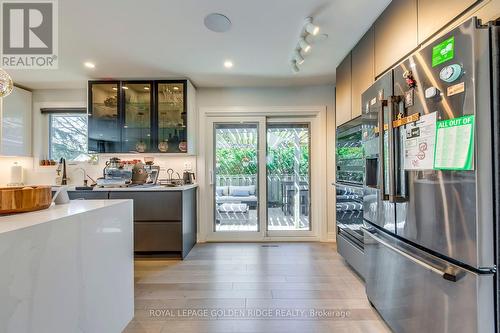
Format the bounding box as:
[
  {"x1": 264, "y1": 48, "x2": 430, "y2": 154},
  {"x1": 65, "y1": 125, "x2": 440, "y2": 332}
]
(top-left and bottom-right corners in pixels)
[
  {"x1": 88, "y1": 80, "x2": 189, "y2": 154},
  {"x1": 122, "y1": 81, "x2": 154, "y2": 153},
  {"x1": 88, "y1": 81, "x2": 122, "y2": 153},
  {"x1": 155, "y1": 81, "x2": 188, "y2": 153}
]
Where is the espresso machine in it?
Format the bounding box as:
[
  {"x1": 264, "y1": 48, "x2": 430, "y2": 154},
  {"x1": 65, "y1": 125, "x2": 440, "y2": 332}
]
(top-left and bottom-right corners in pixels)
[{"x1": 96, "y1": 157, "x2": 132, "y2": 187}]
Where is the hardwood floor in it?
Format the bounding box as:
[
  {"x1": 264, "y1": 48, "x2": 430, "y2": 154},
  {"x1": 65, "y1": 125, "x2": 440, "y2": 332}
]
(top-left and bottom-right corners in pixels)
[{"x1": 123, "y1": 243, "x2": 390, "y2": 333}]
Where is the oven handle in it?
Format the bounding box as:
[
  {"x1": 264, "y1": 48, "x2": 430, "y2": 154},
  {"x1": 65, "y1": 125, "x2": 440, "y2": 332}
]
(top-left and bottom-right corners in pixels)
[
  {"x1": 331, "y1": 182, "x2": 364, "y2": 190},
  {"x1": 364, "y1": 228, "x2": 459, "y2": 282}
]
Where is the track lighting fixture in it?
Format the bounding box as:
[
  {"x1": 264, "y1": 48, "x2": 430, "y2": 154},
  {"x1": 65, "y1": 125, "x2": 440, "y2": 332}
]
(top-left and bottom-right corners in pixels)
[{"x1": 289, "y1": 17, "x2": 323, "y2": 73}]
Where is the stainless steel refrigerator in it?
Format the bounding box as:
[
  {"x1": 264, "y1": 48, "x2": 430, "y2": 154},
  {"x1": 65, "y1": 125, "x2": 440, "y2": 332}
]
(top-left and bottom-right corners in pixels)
[{"x1": 362, "y1": 18, "x2": 499, "y2": 333}]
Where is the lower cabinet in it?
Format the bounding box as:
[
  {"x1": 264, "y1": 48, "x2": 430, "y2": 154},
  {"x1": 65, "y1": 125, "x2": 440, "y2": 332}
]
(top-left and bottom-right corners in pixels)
[
  {"x1": 68, "y1": 188, "x2": 197, "y2": 258},
  {"x1": 110, "y1": 191, "x2": 182, "y2": 221},
  {"x1": 134, "y1": 222, "x2": 182, "y2": 252},
  {"x1": 109, "y1": 188, "x2": 197, "y2": 258}
]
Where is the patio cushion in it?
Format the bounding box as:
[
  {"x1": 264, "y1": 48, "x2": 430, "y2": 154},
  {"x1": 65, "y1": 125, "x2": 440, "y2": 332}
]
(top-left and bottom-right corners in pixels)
[
  {"x1": 216, "y1": 186, "x2": 229, "y2": 196},
  {"x1": 229, "y1": 185, "x2": 256, "y2": 195},
  {"x1": 231, "y1": 189, "x2": 250, "y2": 196},
  {"x1": 216, "y1": 195, "x2": 257, "y2": 203}
]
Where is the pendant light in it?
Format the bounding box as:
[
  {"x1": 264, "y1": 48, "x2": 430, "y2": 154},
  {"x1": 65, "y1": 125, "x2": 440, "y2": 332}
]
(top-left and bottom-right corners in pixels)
[{"x1": 0, "y1": 68, "x2": 13, "y2": 98}]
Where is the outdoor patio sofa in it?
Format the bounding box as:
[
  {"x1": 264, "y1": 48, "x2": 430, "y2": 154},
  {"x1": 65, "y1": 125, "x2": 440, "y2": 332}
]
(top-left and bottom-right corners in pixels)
[{"x1": 216, "y1": 185, "x2": 258, "y2": 209}]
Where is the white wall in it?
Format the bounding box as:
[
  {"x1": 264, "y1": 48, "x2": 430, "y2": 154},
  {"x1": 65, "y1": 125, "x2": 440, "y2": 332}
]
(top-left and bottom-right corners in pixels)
[
  {"x1": 197, "y1": 85, "x2": 336, "y2": 238},
  {"x1": 197, "y1": 86, "x2": 334, "y2": 109}
]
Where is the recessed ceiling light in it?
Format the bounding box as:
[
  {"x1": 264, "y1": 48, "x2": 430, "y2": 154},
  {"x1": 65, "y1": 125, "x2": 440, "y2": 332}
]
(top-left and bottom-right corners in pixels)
[
  {"x1": 204, "y1": 13, "x2": 232, "y2": 33},
  {"x1": 224, "y1": 60, "x2": 234, "y2": 69},
  {"x1": 84, "y1": 62, "x2": 95, "y2": 69}
]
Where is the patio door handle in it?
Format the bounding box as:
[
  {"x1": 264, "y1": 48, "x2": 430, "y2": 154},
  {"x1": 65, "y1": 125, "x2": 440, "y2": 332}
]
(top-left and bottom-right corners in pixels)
[{"x1": 209, "y1": 169, "x2": 214, "y2": 185}]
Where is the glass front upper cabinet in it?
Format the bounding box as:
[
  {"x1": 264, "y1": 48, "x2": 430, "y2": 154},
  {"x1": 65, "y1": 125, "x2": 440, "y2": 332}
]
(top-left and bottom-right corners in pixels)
[
  {"x1": 122, "y1": 82, "x2": 153, "y2": 153},
  {"x1": 156, "y1": 81, "x2": 187, "y2": 153},
  {"x1": 88, "y1": 81, "x2": 121, "y2": 153}
]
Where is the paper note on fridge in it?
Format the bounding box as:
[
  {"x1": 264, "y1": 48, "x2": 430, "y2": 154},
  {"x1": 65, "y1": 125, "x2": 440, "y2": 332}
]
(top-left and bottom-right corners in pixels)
[
  {"x1": 404, "y1": 112, "x2": 437, "y2": 170},
  {"x1": 433, "y1": 115, "x2": 475, "y2": 170}
]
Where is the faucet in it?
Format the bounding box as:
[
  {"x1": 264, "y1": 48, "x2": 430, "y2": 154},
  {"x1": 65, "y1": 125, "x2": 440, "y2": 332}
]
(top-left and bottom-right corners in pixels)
[
  {"x1": 56, "y1": 158, "x2": 68, "y2": 185},
  {"x1": 74, "y1": 167, "x2": 88, "y2": 187}
]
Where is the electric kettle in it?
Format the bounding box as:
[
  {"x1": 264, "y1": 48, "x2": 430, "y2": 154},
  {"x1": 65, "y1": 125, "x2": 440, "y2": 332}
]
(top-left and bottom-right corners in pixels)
[{"x1": 182, "y1": 171, "x2": 196, "y2": 185}]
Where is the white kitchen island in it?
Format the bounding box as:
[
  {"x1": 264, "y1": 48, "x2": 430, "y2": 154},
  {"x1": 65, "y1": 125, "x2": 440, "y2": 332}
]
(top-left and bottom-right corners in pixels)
[{"x1": 0, "y1": 200, "x2": 134, "y2": 333}]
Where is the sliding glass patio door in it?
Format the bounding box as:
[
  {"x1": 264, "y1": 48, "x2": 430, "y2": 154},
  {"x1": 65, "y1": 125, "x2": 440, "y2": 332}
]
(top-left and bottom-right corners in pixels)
[
  {"x1": 266, "y1": 122, "x2": 311, "y2": 235},
  {"x1": 207, "y1": 117, "x2": 267, "y2": 241},
  {"x1": 206, "y1": 117, "x2": 313, "y2": 241}
]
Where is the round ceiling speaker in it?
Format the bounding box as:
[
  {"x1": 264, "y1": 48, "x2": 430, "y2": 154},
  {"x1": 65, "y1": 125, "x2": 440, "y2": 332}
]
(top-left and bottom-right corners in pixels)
[
  {"x1": 0, "y1": 68, "x2": 13, "y2": 98},
  {"x1": 204, "y1": 13, "x2": 232, "y2": 33}
]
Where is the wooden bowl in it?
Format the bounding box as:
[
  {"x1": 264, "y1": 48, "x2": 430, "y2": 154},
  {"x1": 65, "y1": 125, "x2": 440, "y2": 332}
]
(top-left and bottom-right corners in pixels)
[{"x1": 0, "y1": 185, "x2": 52, "y2": 215}]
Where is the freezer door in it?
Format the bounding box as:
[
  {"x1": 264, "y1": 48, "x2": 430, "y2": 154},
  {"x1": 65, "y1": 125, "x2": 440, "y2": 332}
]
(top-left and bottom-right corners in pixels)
[
  {"x1": 364, "y1": 227, "x2": 495, "y2": 333},
  {"x1": 392, "y1": 18, "x2": 494, "y2": 268},
  {"x1": 361, "y1": 72, "x2": 396, "y2": 233}
]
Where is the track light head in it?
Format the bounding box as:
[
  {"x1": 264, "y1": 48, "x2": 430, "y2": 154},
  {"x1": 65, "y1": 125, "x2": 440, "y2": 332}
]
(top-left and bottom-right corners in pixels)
[
  {"x1": 304, "y1": 17, "x2": 320, "y2": 36},
  {"x1": 291, "y1": 60, "x2": 300, "y2": 73},
  {"x1": 293, "y1": 51, "x2": 305, "y2": 65},
  {"x1": 298, "y1": 38, "x2": 311, "y2": 53}
]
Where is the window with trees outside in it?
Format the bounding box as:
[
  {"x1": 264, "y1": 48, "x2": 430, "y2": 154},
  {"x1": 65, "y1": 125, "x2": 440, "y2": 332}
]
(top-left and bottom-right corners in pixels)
[{"x1": 49, "y1": 114, "x2": 88, "y2": 161}]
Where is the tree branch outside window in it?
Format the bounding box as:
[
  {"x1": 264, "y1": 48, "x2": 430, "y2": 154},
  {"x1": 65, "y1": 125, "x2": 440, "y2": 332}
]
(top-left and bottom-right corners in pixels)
[{"x1": 49, "y1": 114, "x2": 88, "y2": 161}]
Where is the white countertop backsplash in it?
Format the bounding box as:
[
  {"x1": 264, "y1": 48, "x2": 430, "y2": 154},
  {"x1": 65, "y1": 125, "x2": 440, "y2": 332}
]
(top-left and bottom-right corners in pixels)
[{"x1": 0, "y1": 155, "x2": 197, "y2": 186}]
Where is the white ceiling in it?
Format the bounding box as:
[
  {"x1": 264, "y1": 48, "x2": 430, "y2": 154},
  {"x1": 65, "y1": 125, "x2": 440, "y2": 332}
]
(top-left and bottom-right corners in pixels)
[{"x1": 8, "y1": 0, "x2": 391, "y2": 89}]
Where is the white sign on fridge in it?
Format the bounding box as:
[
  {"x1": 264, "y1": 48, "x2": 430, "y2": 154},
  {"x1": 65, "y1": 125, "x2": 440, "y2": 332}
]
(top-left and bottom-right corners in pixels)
[{"x1": 404, "y1": 112, "x2": 437, "y2": 170}]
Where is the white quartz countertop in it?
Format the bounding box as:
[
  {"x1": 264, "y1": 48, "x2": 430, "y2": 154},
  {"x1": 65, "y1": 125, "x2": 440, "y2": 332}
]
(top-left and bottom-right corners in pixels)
[
  {"x1": 0, "y1": 200, "x2": 130, "y2": 234},
  {"x1": 60, "y1": 184, "x2": 198, "y2": 192},
  {"x1": 93, "y1": 184, "x2": 198, "y2": 191}
]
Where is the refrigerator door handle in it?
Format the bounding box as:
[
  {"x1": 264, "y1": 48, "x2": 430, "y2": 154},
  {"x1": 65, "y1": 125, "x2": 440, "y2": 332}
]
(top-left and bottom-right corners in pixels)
[
  {"x1": 387, "y1": 96, "x2": 397, "y2": 203},
  {"x1": 388, "y1": 96, "x2": 407, "y2": 203},
  {"x1": 365, "y1": 229, "x2": 460, "y2": 282},
  {"x1": 378, "y1": 100, "x2": 389, "y2": 200}
]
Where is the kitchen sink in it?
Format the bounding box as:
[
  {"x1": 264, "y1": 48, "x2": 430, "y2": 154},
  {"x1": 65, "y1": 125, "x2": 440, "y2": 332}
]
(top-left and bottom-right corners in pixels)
[{"x1": 75, "y1": 186, "x2": 94, "y2": 191}]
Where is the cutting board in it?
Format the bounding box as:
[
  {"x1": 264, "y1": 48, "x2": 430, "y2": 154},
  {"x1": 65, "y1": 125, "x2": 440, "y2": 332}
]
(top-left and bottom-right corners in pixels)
[{"x1": 0, "y1": 186, "x2": 52, "y2": 215}]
